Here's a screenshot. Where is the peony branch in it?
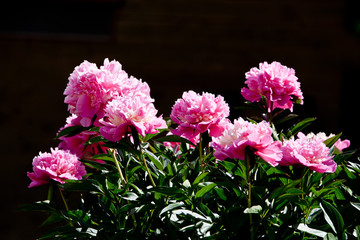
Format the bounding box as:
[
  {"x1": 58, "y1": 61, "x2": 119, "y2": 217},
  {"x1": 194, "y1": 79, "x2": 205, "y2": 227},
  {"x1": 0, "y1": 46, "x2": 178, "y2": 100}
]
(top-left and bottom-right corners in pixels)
[
  {"x1": 110, "y1": 149, "x2": 127, "y2": 188},
  {"x1": 58, "y1": 186, "x2": 69, "y2": 212},
  {"x1": 139, "y1": 139, "x2": 156, "y2": 187},
  {"x1": 199, "y1": 133, "x2": 205, "y2": 174},
  {"x1": 245, "y1": 147, "x2": 255, "y2": 240}
]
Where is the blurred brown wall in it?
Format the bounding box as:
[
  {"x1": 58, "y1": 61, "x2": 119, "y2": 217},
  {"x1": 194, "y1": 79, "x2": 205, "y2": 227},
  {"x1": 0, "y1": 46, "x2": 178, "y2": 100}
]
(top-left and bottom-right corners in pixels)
[{"x1": 1, "y1": 0, "x2": 359, "y2": 239}]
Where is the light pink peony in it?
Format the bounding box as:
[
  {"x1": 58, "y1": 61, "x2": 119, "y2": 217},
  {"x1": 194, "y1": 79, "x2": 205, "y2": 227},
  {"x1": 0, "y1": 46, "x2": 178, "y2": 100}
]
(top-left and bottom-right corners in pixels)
[
  {"x1": 99, "y1": 95, "x2": 167, "y2": 142},
  {"x1": 170, "y1": 91, "x2": 230, "y2": 144},
  {"x1": 58, "y1": 115, "x2": 108, "y2": 160},
  {"x1": 280, "y1": 132, "x2": 337, "y2": 173},
  {"x1": 334, "y1": 139, "x2": 350, "y2": 152},
  {"x1": 241, "y1": 61, "x2": 303, "y2": 111},
  {"x1": 210, "y1": 117, "x2": 282, "y2": 166},
  {"x1": 307, "y1": 132, "x2": 351, "y2": 152},
  {"x1": 27, "y1": 148, "x2": 87, "y2": 188},
  {"x1": 64, "y1": 58, "x2": 151, "y2": 127}
]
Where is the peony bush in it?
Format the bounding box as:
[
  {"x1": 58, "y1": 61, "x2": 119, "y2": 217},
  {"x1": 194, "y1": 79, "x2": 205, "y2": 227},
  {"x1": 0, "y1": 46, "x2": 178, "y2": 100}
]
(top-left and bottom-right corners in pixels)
[{"x1": 22, "y1": 59, "x2": 360, "y2": 240}]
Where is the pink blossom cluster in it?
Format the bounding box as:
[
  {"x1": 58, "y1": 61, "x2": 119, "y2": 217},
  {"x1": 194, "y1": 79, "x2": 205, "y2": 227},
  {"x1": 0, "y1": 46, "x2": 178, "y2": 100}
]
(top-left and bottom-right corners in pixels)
[
  {"x1": 241, "y1": 61, "x2": 303, "y2": 112},
  {"x1": 58, "y1": 115, "x2": 108, "y2": 160},
  {"x1": 280, "y1": 133, "x2": 337, "y2": 173},
  {"x1": 63, "y1": 58, "x2": 166, "y2": 142},
  {"x1": 99, "y1": 95, "x2": 167, "y2": 142},
  {"x1": 170, "y1": 91, "x2": 230, "y2": 144},
  {"x1": 28, "y1": 59, "x2": 351, "y2": 189},
  {"x1": 211, "y1": 118, "x2": 283, "y2": 167},
  {"x1": 27, "y1": 148, "x2": 86, "y2": 188},
  {"x1": 64, "y1": 58, "x2": 151, "y2": 127},
  {"x1": 28, "y1": 58, "x2": 166, "y2": 187}
]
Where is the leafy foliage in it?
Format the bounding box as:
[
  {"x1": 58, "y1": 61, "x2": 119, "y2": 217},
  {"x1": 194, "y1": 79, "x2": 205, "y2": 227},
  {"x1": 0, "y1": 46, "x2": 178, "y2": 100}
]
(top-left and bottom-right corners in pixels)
[{"x1": 22, "y1": 101, "x2": 360, "y2": 240}]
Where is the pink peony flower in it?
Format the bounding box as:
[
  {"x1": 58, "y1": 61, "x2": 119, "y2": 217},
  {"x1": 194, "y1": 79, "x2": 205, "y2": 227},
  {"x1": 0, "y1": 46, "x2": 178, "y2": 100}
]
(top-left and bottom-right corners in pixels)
[
  {"x1": 210, "y1": 117, "x2": 282, "y2": 167},
  {"x1": 241, "y1": 61, "x2": 303, "y2": 111},
  {"x1": 58, "y1": 115, "x2": 108, "y2": 160},
  {"x1": 280, "y1": 132, "x2": 337, "y2": 173},
  {"x1": 27, "y1": 148, "x2": 87, "y2": 188},
  {"x1": 306, "y1": 132, "x2": 350, "y2": 152},
  {"x1": 64, "y1": 58, "x2": 151, "y2": 127},
  {"x1": 170, "y1": 91, "x2": 230, "y2": 144},
  {"x1": 334, "y1": 139, "x2": 350, "y2": 152},
  {"x1": 99, "y1": 95, "x2": 167, "y2": 142}
]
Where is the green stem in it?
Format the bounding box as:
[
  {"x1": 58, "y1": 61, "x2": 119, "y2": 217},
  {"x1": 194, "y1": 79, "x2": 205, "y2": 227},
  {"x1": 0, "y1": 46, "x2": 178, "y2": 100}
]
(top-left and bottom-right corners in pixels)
[
  {"x1": 300, "y1": 168, "x2": 310, "y2": 239},
  {"x1": 245, "y1": 149, "x2": 255, "y2": 240},
  {"x1": 139, "y1": 141, "x2": 156, "y2": 187},
  {"x1": 110, "y1": 149, "x2": 137, "y2": 228},
  {"x1": 58, "y1": 186, "x2": 75, "y2": 227},
  {"x1": 110, "y1": 149, "x2": 127, "y2": 188},
  {"x1": 58, "y1": 186, "x2": 69, "y2": 211},
  {"x1": 199, "y1": 133, "x2": 204, "y2": 174},
  {"x1": 47, "y1": 182, "x2": 54, "y2": 202}
]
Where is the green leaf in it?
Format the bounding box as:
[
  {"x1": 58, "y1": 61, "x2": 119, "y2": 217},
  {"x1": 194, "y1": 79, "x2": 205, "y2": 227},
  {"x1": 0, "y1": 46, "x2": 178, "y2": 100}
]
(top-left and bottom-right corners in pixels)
[
  {"x1": 343, "y1": 165, "x2": 357, "y2": 179},
  {"x1": 62, "y1": 179, "x2": 103, "y2": 193},
  {"x1": 195, "y1": 183, "x2": 217, "y2": 199},
  {"x1": 324, "y1": 233, "x2": 337, "y2": 240},
  {"x1": 150, "y1": 186, "x2": 186, "y2": 196},
  {"x1": 159, "y1": 202, "x2": 185, "y2": 216},
  {"x1": 197, "y1": 203, "x2": 217, "y2": 221},
  {"x1": 17, "y1": 200, "x2": 55, "y2": 212},
  {"x1": 244, "y1": 205, "x2": 262, "y2": 214},
  {"x1": 334, "y1": 188, "x2": 346, "y2": 200},
  {"x1": 144, "y1": 149, "x2": 163, "y2": 170},
  {"x1": 117, "y1": 203, "x2": 136, "y2": 213},
  {"x1": 214, "y1": 187, "x2": 227, "y2": 201},
  {"x1": 219, "y1": 160, "x2": 236, "y2": 173},
  {"x1": 63, "y1": 210, "x2": 91, "y2": 227},
  {"x1": 323, "y1": 133, "x2": 342, "y2": 148},
  {"x1": 143, "y1": 128, "x2": 168, "y2": 142},
  {"x1": 155, "y1": 135, "x2": 196, "y2": 146},
  {"x1": 277, "y1": 188, "x2": 304, "y2": 200},
  {"x1": 193, "y1": 172, "x2": 209, "y2": 185},
  {"x1": 297, "y1": 223, "x2": 327, "y2": 238},
  {"x1": 81, "y1": 159, "x2": 116, "y2": 171},
  {"x1": 320, "y1": 201, "x2": 345, "y2": 238},
  {"x1": 307, "y1": 208, "x2": 322, "y2": 224},
  {"x1": 171, "y1": 209, "x2": 209, "y2": 222},
  {"x1": 84, "y1": 135, "x2": 106, "y2": 145},
  {"x1": 269, "y1": 179, "x2": 301, "y2": 200},
  {"x1": 121, "y1": 192, "x2": 138, "y2": 201},
  {"x1": 355, "y1": 225, "x2": 360, "y2": 240},
  {"x1": 57, "y1": 126, "x2": 89, "y2": 138},
  {"x1": 351, "y1": 202, "x2": 360, "y2": 212},
  {"x1": 41, "y1": 213, "x2": 64, "y2": 226},
  {"x1": 286, "y1": 117, "x2": 316, "y2": 137},
  {"x1": 274, "y1": 113, "x2": 298, "y2": 125},
  {"x1": 135, "y1": 203, "x2": 155, "y2": 214},
  {"x1": 335, "y1": 150, "x2": 357, "y2": 163},
  {"x1": 91, "y1": 153, "x2": 114, "y2": 162},
  {"x1": 235, "y1": 101, "x2": 263, "y2": 111}
]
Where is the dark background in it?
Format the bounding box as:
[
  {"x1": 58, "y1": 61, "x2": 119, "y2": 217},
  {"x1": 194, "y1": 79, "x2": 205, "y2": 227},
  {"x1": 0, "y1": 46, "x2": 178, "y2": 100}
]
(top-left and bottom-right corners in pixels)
[{"x1": 1, "y1": 0, "x2": 360, "y2": 239}]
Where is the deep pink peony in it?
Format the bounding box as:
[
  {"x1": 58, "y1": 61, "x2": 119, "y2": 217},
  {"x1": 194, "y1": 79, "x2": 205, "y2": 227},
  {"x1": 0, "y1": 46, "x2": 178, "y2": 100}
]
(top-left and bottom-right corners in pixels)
[
  {"x1": 241, "y1": 61, "x2": 303, "y2": 111},
  {"x1": 58, "y1": 115, "x2": 108, "y2": 160},
  {"x1": 210, "y1": 118, "x2": 282, "y2": 166},
  {"x1": 27, "y1": 148, "x2": 87, "y2": 188},
  {"x1": 280, "y1": 132, "x2": 337, "y2": 173},
  {"x1": 170, "y1": 91, "x2": 230, "y2": 144},
  {"x1": 99, "y1": 95, "x2": 167, "y2": 142},
  {"x1": 64, "y1": 58, "x2": 151, "y2": 127}
]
